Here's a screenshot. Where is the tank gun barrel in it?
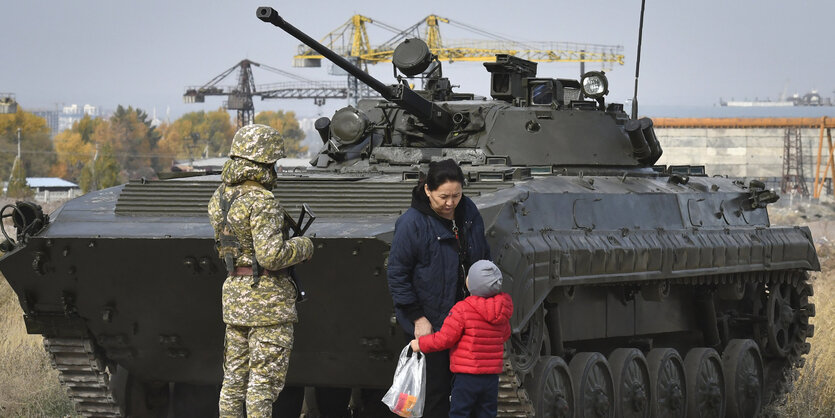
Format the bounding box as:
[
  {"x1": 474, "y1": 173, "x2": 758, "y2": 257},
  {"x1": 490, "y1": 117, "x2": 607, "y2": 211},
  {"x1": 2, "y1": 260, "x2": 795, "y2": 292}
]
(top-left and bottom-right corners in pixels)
[
  {"x1": 256, "y1": 7, "x2": 391, "y2": 98},
  {"x1": 256, "y1": 7, "x2": 452, "y2": 132}
]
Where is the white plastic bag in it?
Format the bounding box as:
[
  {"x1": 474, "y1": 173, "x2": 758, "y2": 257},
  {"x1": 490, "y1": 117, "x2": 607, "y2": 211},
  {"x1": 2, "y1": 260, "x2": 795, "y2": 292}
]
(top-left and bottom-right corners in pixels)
[{"x1": 382, "y1": 344, "x2": 426, "y2": 417}]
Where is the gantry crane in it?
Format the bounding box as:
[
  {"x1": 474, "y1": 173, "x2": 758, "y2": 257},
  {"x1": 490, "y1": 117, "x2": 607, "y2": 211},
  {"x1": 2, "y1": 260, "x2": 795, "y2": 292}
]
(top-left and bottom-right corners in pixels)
[
  {"x1": 183, "y1": 59, "x2": 379, "y2": 128},
  {"x1": 0, "y1": 93, "x2": 17, "y2": 114},
  {"x1": 292, "y1": 14, "x2": 626, "y2": 103}
]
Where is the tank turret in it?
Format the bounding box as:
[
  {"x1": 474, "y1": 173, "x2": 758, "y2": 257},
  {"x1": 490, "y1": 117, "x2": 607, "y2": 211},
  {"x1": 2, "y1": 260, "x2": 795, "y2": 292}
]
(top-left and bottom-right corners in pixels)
[{"x1": 258, "y1": 6, "x2": 662, "y2": 172}]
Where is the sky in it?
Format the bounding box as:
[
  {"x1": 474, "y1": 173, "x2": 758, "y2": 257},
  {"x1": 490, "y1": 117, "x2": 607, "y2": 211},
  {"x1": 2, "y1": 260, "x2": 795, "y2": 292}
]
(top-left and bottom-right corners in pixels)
[{"x1": 2, "y1": 0, "x2": 834, "y2": 121}]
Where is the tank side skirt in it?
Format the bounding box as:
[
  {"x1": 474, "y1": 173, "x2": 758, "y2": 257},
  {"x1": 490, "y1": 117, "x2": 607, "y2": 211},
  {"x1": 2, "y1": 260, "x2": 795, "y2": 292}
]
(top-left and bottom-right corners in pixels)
[{"x1": 496, "y1": 225, "x2": 817, "y2": 333}]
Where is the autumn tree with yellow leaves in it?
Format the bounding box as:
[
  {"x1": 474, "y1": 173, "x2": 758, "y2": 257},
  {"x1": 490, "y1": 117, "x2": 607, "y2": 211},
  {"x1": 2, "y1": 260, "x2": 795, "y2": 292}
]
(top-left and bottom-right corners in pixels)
[
  {"x1": 12, "y1": 106, "x2": 306, "y2": 192},
  {"x1": 157, "y1": 108, "x2": 235, "y2": 165},
  {"x1": 254, "y1": 110, "x2": 308, "y2": 157},
  {"x1": 6, "y1": 157, "x2": 33, "y2": 198},
  {"x1": 79, "y1": 144, "x2": 121, "y2": 193},
  {"x1": 0, "y1": 108, "x2": 55, "y2": 180},
  {"x1": 53, "y1": 106, "x2": 163, "y2": 185},
  {"x1": 52, "y1": 114, "x2": 100, "y2": 181}
]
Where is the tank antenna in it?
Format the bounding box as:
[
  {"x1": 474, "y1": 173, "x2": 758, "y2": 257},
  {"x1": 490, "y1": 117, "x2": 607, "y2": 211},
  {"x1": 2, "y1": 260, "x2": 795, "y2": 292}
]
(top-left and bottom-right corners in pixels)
[{"x1": 631, "y1": 0, "x2": 646, "y2": 120}]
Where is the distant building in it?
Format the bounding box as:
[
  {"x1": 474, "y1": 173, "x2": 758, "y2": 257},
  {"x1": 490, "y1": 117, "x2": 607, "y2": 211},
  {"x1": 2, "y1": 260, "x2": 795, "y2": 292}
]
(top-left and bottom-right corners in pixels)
[
  {"x1": 299, "y1": 117, "x2": 323, "y2": 158},
  {"x1": 31, "y1": 104, "x2": 102, "y2": 137},
  {"x1": 0, "y1": 93, "x2": 17, "y2": 114},
  {"x1": 3, "y1": 177, "x2": 83, "y2": 202},
  {"x1": 31, "y1": 110, "x2": 60, "y2": 135},
  {"x1": 59, "y1": 104, "x2": 100, "y2": 133},
  {"x1": 27, "y1": 177, "x2": 79, "y2": 192}
]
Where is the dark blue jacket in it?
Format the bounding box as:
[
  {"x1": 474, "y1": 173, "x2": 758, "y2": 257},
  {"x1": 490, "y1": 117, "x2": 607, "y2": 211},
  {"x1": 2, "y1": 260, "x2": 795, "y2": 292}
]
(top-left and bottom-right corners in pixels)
[{"x1": 387, "y1": 190, "x2": 491, "y2": 335}]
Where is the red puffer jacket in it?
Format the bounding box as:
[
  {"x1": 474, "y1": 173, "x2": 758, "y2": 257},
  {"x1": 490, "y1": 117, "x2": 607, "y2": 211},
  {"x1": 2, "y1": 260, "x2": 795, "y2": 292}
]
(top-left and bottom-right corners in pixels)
[{"x1": 418, "y1": 293, "x2": 513, "y2": 374}]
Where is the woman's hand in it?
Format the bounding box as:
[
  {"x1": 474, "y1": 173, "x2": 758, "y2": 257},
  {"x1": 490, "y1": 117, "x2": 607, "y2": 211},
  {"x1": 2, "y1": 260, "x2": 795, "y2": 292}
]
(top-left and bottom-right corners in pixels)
[
  {"x1": 413, "y1": 317, "x2": 432, "y2": 338},
  {"x1": 410, "y1": 339, "x2": 421, "y2": 353}
]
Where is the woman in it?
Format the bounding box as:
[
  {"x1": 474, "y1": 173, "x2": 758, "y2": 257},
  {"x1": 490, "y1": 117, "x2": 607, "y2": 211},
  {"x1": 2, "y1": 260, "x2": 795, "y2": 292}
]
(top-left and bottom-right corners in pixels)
[{"x1": 387, "y1": 159, "x2": 492, "y2": 417}]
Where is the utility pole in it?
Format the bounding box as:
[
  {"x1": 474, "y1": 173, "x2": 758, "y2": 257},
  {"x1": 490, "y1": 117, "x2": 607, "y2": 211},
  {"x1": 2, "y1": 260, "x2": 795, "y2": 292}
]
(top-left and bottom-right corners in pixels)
[
  {"x1": 8, "y1": 128, "x2": 21, "y2": 185},
  {"x1": 580, "y1": 50, "x2": 585, "y2": 78},
  {"x1": 91, "y1": 144, "x2": 99, "y2": 192}
]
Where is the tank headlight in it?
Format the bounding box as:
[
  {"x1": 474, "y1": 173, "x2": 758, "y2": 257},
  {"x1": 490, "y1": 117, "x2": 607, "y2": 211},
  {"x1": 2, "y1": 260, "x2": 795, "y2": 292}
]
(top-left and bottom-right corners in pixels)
[
  {"x1": 330, "y1": 106, "x2": 369, "y2": 145},
  {"x1": 393, "y1": 38, "x2": 433, "y2": 77},
  {"x1": 581, "y1": 71, "x2": 609, "y2": 98}
]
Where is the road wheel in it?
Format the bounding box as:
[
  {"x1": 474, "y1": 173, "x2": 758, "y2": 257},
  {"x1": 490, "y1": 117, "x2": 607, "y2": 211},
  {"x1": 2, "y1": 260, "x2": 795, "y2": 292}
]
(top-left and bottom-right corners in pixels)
[
  {"x1": 609, "y1": 348, "x2": 650, "y2": 418},
  {"x1": 646, "y1": 348, "x2": 686, "y2": 418},
  {"x1": 722, "y1": 339, "x2": 763, "y2": 418},
  {"x1": 526, "y1": 355, "x2": 573, "y2": 418},
  {"x1": 569, "y1": 352, "x2": 614, "y2": 418},
  {"x1": 683, "y1": 347, "x2": 725, "y2": 418}
]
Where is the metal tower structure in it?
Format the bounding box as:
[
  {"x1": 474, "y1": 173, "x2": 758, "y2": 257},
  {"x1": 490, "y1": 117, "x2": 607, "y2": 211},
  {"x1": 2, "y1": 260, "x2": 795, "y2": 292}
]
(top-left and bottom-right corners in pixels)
[
  {"x1": 230, "y1": 60, "x2": 255, "y2": 128},
  {"x1": 781, "y1": 127, "x2": 809, "y2": 196},
  {"x1": 184, "y1": 60, "x2": 379, "y2": 128}
]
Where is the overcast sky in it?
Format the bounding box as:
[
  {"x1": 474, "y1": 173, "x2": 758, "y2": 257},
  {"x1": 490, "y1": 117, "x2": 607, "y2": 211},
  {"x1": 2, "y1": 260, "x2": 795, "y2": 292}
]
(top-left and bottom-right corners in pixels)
[{"x1": 2, "y1": 0, "x2": 833, "y2": 120}]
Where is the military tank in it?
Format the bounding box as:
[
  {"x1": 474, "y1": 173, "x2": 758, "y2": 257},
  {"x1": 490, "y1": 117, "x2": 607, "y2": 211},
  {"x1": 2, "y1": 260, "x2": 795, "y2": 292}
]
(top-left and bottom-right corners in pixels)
[{"x1": 0, "y1": 6, "x2": 818, "y2": 418}]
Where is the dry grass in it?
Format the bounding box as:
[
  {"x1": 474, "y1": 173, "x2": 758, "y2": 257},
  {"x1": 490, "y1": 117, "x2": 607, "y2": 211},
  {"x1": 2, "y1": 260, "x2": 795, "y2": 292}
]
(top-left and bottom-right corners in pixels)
[
  {"x1": 767, "y1": 240, "x2": 835, "y2": 417},
  {"x1": 0, "y1": 277, "x2": 75, "y2": 417},
  {"x1": 767, "y1": 201, "x2": 835, "y2": 416}
]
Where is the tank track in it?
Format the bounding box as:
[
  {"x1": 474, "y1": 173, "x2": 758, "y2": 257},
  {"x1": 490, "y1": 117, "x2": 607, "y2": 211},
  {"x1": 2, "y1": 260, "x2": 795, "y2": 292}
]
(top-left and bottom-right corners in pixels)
[
  {"x1": 663, "y1": 269, "x2": 813, "y2": 403},
  {"x1": 508, "y1": 269, "x2": 813, "y2": 416},
  {"x1": 749, "y1": 270, "x2": 813, "y2": 403},
  {"x1": 41, "y1": 333, "x2": 533, "y2": 418},
  {"x1": 43, "y1": 337, "x2": 122, "y2": 417},
  {"x1": 597, "y1": 269, "x2": 813, "y2": 409},
  {"x1": 497, "y1": 351, "x2": 535, "y2": 417},
  {"x1": 37, "y1": 272, "x2": 810, "y2": 418}
]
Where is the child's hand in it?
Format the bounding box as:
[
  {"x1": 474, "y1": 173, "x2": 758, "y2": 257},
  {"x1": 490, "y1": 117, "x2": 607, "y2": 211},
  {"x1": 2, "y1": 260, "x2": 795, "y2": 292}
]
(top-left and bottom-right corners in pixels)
[{"x1": 410, "y1": 339, "x2": 421, "y2": 353}]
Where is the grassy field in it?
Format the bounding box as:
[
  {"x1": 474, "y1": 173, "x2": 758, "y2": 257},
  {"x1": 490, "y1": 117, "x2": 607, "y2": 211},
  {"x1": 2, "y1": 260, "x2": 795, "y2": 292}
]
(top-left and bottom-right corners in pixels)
[
  {"x1": 768, "y1": 238, "x2": 835, "y2": 416},
  {"x1": 764, "y1": 201, "x2": 835, "y2": 416}
]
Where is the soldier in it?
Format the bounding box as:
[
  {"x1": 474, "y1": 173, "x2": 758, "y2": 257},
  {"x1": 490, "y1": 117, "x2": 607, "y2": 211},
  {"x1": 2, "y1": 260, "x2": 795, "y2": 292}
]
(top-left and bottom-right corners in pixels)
[{"x1": 208, "y1": 124, "x2": 314, "y2": 417}]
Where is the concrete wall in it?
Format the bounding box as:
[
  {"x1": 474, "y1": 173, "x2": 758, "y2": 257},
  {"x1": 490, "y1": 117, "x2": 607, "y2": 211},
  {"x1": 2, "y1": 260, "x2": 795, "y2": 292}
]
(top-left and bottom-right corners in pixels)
[{"x1": 655, "y1": 127, "x2": 821, "y2": 178}]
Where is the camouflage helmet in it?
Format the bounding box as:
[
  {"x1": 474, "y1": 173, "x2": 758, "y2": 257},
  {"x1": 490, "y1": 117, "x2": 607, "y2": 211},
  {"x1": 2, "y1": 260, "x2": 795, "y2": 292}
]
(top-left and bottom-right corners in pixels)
[{"x1": 228, "y1": 124, "x2": 285, "y2": 164}]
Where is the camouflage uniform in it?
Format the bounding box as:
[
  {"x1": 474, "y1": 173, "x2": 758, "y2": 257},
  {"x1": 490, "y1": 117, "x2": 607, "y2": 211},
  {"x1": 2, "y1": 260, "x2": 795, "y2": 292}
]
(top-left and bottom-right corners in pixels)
[{"x1": 208, "y1": 125, "x2": 314, "y2": 418}]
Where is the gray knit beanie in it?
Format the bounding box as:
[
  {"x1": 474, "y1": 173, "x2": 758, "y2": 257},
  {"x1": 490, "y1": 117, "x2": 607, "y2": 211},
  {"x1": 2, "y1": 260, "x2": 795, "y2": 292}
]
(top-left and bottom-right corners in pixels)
[{"x1": 468, "y1": 260, "x2": 503, "y2": 297}]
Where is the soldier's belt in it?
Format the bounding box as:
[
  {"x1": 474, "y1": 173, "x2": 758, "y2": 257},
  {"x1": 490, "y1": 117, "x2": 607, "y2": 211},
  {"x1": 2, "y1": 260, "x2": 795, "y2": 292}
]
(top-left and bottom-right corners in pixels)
[{"x1": 232, "y1": 266, "x2": 285, "y2": 277}]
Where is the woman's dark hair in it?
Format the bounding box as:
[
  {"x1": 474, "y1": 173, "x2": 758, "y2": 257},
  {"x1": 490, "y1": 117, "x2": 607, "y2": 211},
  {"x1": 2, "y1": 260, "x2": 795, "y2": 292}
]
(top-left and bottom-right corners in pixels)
[{"x1": 420, "y1": 159, "x2": 465, "y2": 191}]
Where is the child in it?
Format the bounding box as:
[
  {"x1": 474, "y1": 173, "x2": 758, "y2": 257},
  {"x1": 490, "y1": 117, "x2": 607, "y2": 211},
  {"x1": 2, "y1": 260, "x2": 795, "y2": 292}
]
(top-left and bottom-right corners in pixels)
[{"x1": 410, "y1": 260, "x2": 513, "y2": 418}]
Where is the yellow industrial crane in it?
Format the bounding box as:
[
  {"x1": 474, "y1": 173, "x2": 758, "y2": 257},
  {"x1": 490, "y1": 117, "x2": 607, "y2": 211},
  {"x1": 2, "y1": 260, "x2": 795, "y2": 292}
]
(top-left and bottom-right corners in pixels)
[{"x1": 293, "y1": 14, "x2": 625, "y2": 68}]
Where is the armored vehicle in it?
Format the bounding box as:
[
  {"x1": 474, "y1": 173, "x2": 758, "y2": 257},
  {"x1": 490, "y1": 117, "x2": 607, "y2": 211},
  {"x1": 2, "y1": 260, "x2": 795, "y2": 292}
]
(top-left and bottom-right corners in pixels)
[{"x1": 0, "y1": 7, "x2": 818, "y2": 418}]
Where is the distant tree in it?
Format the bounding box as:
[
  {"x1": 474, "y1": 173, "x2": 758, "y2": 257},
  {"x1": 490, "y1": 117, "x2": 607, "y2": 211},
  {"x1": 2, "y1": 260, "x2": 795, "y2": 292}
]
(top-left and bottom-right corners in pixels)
[
  {"x1": 104, "y1": 105, "x2": 157, "y2": 173},
  {"x1": 52, "y1": 114, "x2": 101, "y2": 182},
  {"x1": 157, "y1": 108, "x2": 235, "y2": 166},
  {"x1": 0, "y1": 108, "x2": 55, "y2": 179},
  {"x1": 54, "y1": 107, "x2": 163, "y2": 184},
  {"x1": 76, "y1": 113, "x2": 100, "y2": 143},
  {"x1": 5, "y1": 156, "x2": 33, "y2": 198},
  {"x1": 79, "y1": 145, "x2": 121, "y2": 193},
  {"x1": 254, "y1": 110, "x2": 307, "y2": 157}
]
